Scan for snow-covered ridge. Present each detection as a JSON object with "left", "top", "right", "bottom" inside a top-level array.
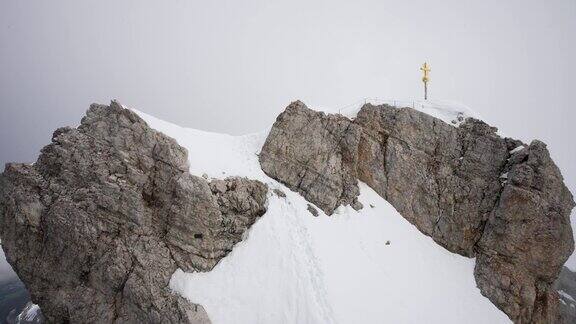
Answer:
[
  {"left": 327, "top": 98, "right": 480, "bottom": 127},
  {"left": 131, "top": 103, "right": 509, "bottom": 324}
]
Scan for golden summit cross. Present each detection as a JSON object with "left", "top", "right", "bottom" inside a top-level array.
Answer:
[{"left": 420, "top": 62, "right": 431, "bottom": 100}]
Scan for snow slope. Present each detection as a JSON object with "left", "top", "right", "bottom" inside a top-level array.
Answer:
[{"left": 132, "top": 103, "right": 510, "bottom": 324}]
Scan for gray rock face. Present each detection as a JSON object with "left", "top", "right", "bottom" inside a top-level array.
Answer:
[
  {"left": 0, "top": 101, "right": 268, "bottom": 323},
  {"left": 355, "top": 104, "right": 509, "bottom": 256},
  {"left": 259, "top": 101, "right": 574, "bottom": 323},
  {"left": 259, "top": 101, "right": 362, "bottom": 215},
  {"left": 475, "top": 141, "right": 575, "bottom": 323}
]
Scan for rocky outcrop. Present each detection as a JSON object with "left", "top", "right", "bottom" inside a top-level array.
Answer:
[
  {"left": 259, "top": 101, "right": 362, "bottom": 215},
  {"left": 260, "top": 101, "right": 574, "bottom": 323},
  {"left": 475, "top": 141, "right": 574, "bottom": 323},
  {"left": 0, "top": 102, "right": 268, "bottom": 323},
  {"left": 355, "top": 104, "right": 511, "bottom": 256}
]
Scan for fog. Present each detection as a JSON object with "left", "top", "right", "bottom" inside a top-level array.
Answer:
[
  {"left": 0, "top": 246, "right": 17, "bottom": 283},
  {"left": 1, "top": 0, "right": 575, "bottom": 274}
]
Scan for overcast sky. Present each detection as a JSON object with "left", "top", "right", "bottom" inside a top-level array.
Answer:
[{"left": 1, "top": 0, "right": 575, "bottom": 276}]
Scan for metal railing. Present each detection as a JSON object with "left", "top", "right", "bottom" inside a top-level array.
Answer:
[{"left": 336, "top": 98, "right": 427, "bottom": 115}]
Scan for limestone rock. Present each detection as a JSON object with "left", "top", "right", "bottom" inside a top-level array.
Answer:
[
  {"left": 259, "top": 101, "right": 574, "bottom": 323},
  {"left": 355, "top": 104, "right": 509, "bottom": 256},
  {"left": 259, "top": 101, "right": 362, "bottom": 215},
  {"left": 0, "top": 101, "right": 268, "bottom": 323},
  {"left": 475, "top": 140, "right": 575, "bottom": 323}
]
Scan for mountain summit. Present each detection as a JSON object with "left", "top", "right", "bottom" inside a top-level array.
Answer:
[{"left": 0, "top": 100, "right": 573, "bottom": 323}]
